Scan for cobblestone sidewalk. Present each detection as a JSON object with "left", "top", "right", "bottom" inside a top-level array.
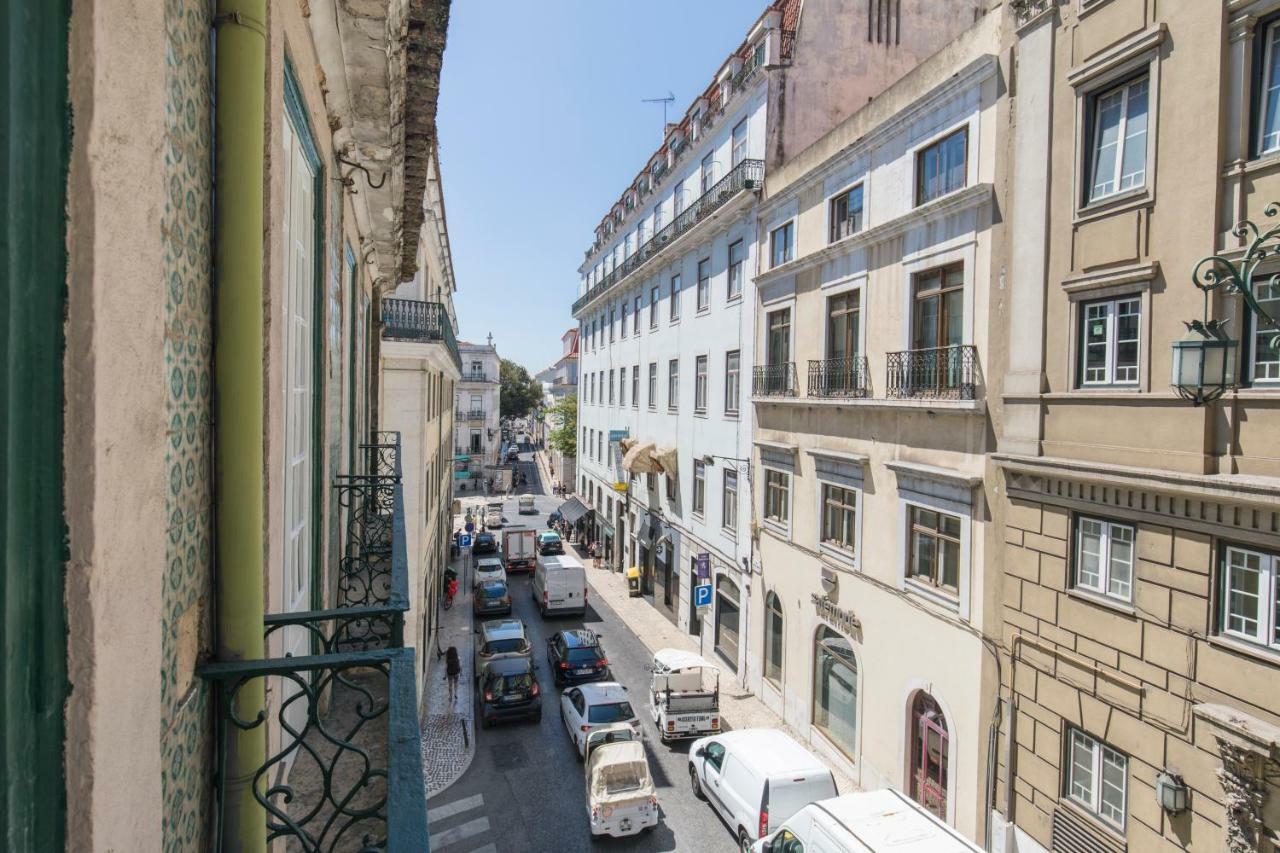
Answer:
[{"left": 421, "top": 528, "right": 477, "bottom": 797}]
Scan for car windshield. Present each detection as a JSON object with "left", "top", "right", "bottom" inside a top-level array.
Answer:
[
  {"left": 566, "top": 648, "right": 601, "bottom": 664},
  {"left": 483, "top": 638, "right": 525, "bottom": 655},
  {"left": 541, "top": 533, "right": 560, "bottom": 541},
  {"left": 479, "top": 582, "right": 507, "bottom": 599},
  {"left": 587, "top": 701, "right": 634, "bottom": 724}
]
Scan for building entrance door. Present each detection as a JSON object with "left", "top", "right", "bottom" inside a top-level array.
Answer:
[{"left": 688, "top": 568, "right": 701, "bottom": 637}]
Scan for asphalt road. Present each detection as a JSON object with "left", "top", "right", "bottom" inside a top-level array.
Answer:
[{"left": 428, "top": 444, "right": 739, "bottom": 853}]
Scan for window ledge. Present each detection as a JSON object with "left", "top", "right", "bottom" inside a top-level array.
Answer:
[
  {"left": 904, "top": 578, "right": 961, "bottom": 611},
  {"left": 1206, "top": 634, "right": 1280, "bottom": 667},
  {"left": 820, "top": 544, "right": 858, "bottom": 569},
  {"left": 762, "top": 520, "right": 790, "bottom": 541},
  {"left": 1066, "top": 587, "right": 1137, "bottom": 616},
  {"left": 726, "top": 294, "right": 743, "bottom": 305},
  {"left": 723, "top": 411, "right": 741, "bottom": 420},
  {"left": 1074, "top": 187, "right": 1153, "bottom": 224}
]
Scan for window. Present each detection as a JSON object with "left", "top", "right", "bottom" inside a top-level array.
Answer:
[
  {"left": 814, "top": 627, "right": 858, "bottom": 759},
  {"left": 697, "top": 258, "right": 711, "bottom": 311},
  {"left": 909, "top": 692, "right": 949, "bottom": 820},
  {"left": 1065, "top": 728, "right": 1128, "bottom": 830},
  {"left": 916, "top": 127, "right": 967, "bottom": 205},
  {"left": 727, "top": 240, "right": 744, "bottom": 300},
  {"left": 631, "top": 365, "right": 639, "bottom": 408},
  {"left": 694, "top": 355, "right": 709, "bottom": 411},
  {"left": 724, "top": 350, "right": 740, "bottom": 415},
  {"left": 648, "top": 362, "right": 657, "bottom": 408},
  {"left": 624, "top": 231, "right": 633, "bottom": 258},
  {"left": 753, "top": 40, "right": 766, "bottom": 68},
  {"left": 821, "top": 484, "right": 858, "bottom": 552},
  {"left": 692, "top": 460, "right": 706, "bottom": 515},
  {"left": 764, "top": 593, "right": 783, "bottom": 685},
  {"left": 653, "top": 206, "right": 663, "bottom": 235},
  {"left": 665, "top": 472, "right": 676, "bottom": 502},
  {"left": 827, "top": 292, "right": 860, "bottom": 361},
  {"left": 770, "top": 221, "right": 794, "bottom": 268},
  {"left": 732, "top": 119, "right": 748, "bottom": 166},
  {"left": 598, "top": 432, "right": 603, "bottom": 462},
  {"left": 722, "top": 470, "right": 738, "bottom": 531},
  {"left": 618, "top": 367, "right": 625, "bottom": 407},
  {"left": 621, "top": 301, "right": 629, "bottom": 337},
  {"left": 649, "top": 286, "right": 660, "bottom": 328},
  {"left": 701, "top": 152, "right": 715, "bottom": 194},
  {"left": 1261, "top": 23, "right": 1280, "bottom": 154},
  {"left": 1087, "top": 76, "right": 1148, "bottom": 203},
  {"left": 912, "top": 264, "right": 964, "bottom": 350},
  {"left": 674, "top": 179, "right": 685, "bottom": 215},
  {"left": 1073, "top": 517, "right": 1134, "bottom": 602},
  {"left": 1079, "top": 296, "right": 1140, "bottom": 386},
  {"left": 767, "top": 308, "right": 791, "bottom": 365},
  {"left": 633, "top": 294, "right": 641, "bottom": 335},
  {"left": 907, "top": 506, "right": 961, "bottom": 595},
  {"left": 691, "top": 109, "right": 702, "bottom": 141},
  {"left": 829, "top": 185, "right": 864, "bottom": 242},
  {"left": 670, "top": 274, "right": 681, "bottom": 321},
  {"left": 1220, "top": 545, "right": 1280, "bottom": 650},
  {"left": 764, "top": 469, "right": 790, "bottom": 524},
  {"left": 668, "top": 359, "right": 679, "bottom": 410},
  {"left": 589, "top": 373, "right": 596, "bottom": 404},
  {"left": 1250, "top": 279, "right": 1280, "bottom": 383},
  {"left": 714, "top": 576, "right": 740, "bottom": 671},
  {"left": 609, "top": 307, "right": 616, "bottom": 341}
]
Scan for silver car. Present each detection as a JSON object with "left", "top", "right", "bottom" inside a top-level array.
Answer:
[{"left": 474, "top": 617, "right": 531, "bottom": 681}]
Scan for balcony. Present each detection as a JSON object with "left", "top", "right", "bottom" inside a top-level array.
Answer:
[
  {"left": 573, "top": 158, "right": 764, "bottom": 315},
  {"left": 752, "top": 362, "right": 797, "bottom": 397},
  {"left": 886, "top": 345, "right": 979, "bottom": 400},
  {"left": 460, "top": 370, "right": 490, "bottom": 383},
  {"left": 456, "top": 408, "right": 485, "bottom": 422},
  {"left": 199, "top": 432, "right": 430, "bottom": 852},
  {"left": 381, "top": 297, "right": 462, "bottom": 371},
  {"left": 808, "top": 356, "right": 870, "bottom": 398}
]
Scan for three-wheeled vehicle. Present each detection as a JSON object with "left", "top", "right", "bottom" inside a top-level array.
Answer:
[
  {"left": 584, "top": 724, "right": 660, "bottom": 839},
  {"left": 648, "top": 648, "right": 720, "bottom": 742}
]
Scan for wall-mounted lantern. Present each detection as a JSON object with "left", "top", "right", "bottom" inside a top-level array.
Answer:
[
  {"left": 1171, "top": 319, "right": 1237, "bottom": 406},
  {"left": 1155, "top": 771, "right": 1189, "bottom": 814}
]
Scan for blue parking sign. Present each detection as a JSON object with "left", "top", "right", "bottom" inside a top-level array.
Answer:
[
  {"left": 693, "top": 584, "right": 713, "bottom": 608},
  {"left": 458, "top": 534, "right": 472, "bottom": 548}
]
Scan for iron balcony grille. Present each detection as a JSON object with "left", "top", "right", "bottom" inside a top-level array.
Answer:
[
  {"left": 572, "top": 158, "right": 764, "bottom": 315},
  {"left": 808, "top": 356, "right": 870, "bottom": 398},
  {"left": 461, "top": 371, "right": 490, "bottom": 382},
  {"left": 886, "top": 344, "right": 979, "bottom": 400},
  {"left": 752, "top": 362, "right": 798, "bottom": 397},
  {"left": 381, "top": 298, "right": 462, "bottom": 371},
  {"left": 456, "top": 409, "right": 485, "bottom": 421}
]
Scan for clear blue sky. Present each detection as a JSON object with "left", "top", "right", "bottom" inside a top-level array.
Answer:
[{"left": 438, "top": 0, "right": 764, "bottom": 374}]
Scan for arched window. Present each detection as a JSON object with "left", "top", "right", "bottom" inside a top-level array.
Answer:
[
  {"left": 909, "top": 691, "right": 949, "bottom": 820},
  {"left": 764, "top": 592, "right": 784, "bottom": 686},
  {"left": 714, "top": 575, "right": 740, "bottom": 672},
  {"left": 812, "top": 626, "right": 857, "bottom": 759}
]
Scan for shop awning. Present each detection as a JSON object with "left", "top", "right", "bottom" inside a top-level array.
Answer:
[
  {"left": 622, "top": 441, "right": 658, "bottom": 473},
  {"left": 653, "top": 446, "right": 678, "bottom": 476},
  {"left": 557, "top": 496, "right": 592, "bottom": 524}
]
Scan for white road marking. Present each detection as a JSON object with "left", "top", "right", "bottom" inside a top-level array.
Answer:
[{"left": 428, "top": 793, "right": 484, "bottom": 823}]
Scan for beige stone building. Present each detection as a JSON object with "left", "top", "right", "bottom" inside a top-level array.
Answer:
[
  {"left": 4, "top": 0, "right": 458, "bottom": 849},
  {"left": 993, "top": 1, "right": 1280, "bottom": 851}
]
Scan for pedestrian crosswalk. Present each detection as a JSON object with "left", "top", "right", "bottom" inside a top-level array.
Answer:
[{"left": 428, "top": 792, "right": 497, "bottom": 853}]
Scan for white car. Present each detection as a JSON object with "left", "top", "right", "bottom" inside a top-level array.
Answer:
[
  {"left": 473, "top": 617, "right": 530, "bottom": 682},
  {"left": 473, "top": 556, "right": 506, "bottom": 588},
  {"left": 560, "top": 683, "right": 641, "bottom": 759}
]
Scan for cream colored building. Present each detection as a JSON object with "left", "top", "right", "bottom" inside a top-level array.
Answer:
[
  {"left": 993, "top": 1, "right": 1280, "bottom": 852},
  {"left": 455, "top": 337, "right": 502, "bottom": 487},
  {"left": 749, "top": 10, "right": 1009, "bottom": 844}
]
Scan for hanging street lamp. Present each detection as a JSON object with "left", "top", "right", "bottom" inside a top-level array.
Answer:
[{"left": 1179, "top": 203, "right": 1280, "bottom": 405}]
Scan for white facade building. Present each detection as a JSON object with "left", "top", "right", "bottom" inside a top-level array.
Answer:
[{"left": 455, "top": 337, "right": 501, "bottom": 487}]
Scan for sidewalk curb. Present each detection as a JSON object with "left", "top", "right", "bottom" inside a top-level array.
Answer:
[{"left": 422, "top": 540, "right": 478, "bottom": 800}]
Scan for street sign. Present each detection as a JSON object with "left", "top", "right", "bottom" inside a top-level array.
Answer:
[
  {"left": 458, "top": 534, "right": 472, "bottom": 548},
  {"left": 464, "top": 522, "right": 474, "bottom": 533},
  {"left": 696, "top": 552, "right": 710, "bottom": 580},
  {"left": 693, "top": 583, "right": 713, "bottom": 608}
]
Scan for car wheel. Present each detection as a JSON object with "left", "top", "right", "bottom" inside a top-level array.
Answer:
[
  {"left": 689, "top": 766, "right": 705, "bottom": 800},
  {"left": 738, "top": 829, "right": 755, "bottom": 853}
]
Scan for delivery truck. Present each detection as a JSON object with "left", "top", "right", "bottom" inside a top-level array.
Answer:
[{"left": 502, "top": 525, "right": 537, "bottom": 573}]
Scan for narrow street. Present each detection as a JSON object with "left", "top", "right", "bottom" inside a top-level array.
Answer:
[{"left": 427, "top": 444, "right": 737, "bottom": 853}]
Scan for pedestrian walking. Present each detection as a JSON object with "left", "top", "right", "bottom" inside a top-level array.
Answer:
[{"left": 445, "top": 646, "right": 461, "bottom": 705}]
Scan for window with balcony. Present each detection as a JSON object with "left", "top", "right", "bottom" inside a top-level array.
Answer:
[
  {"left": 732, "top": 119, "right": 748, "bottom": 166},
  {"left": 1250, "top": 281, "right": 1280, "bottom": 384},
  {"left": 1072, "top": 517, "right": 1134, "bottom": 603},
  {"left": 768, "top": 308, "right": 791, "bottom": 366},
  {"left": 692, "top": 460, "right": 706, "bottom": 516},
  {"left": 727, "top": 240, "right": 744, "bottom": 300},
  {"left": 694, "top": 355, "right": 708, "bottom": 412},
  {"left": 1219, "top": 544, "right": 1280, "bottom": 651},
  {"left": 674, "top": 179, "right": 685, "bottom": 215},
  {"left": 697, "top": 258, "right": 711, "bottom": 311},
  {"left": 1079, "top": 296, "right": 1140, "bottom": 387},
  {"left": 821, "top": 484, "right": 858, "bottom": 553},
  {"left": 648, "top": 362, "right": 657, "bottom": 408},
  {"left": 723, "top": 469, "right": 738, "bottom": 531},
  {"left": 912, "top": 264, "right": 964, "bottom": 351},
  {"left": 701, "top": 152, "right": 715, "bottom": 194},
  {"left": 1064, "top": 728, "right": 1128, "bottom": 831},
  {"left": 907, "top": 506, "right": 961, "bottom": 597},
  {"left": 829, "top": 184, "right": 864, "bottom": 243},
  {"left": 668, "top": 359, "right": 680, "bottom": 411},
  {"left": 649, "top": 286, "right": 660, "bottom": 328},
  {"left": 670, "top": 274, "right": 681, "bottom": 321},
  {"left": 915, "top": 127, "right": 967, "bottom": 206},
  {"left": 1086, "top": 76, "right": 1148, "bottom": 204},
  {"left": 724, "top": 350, "right": 740, "bottom": 415},
  {"left": 770, "top": 221, "right": 794, "bottom": 268},
  {"left": 764, "top": 469, "right": 790, "bottom": 524},
  {"left": 828, "top": 292, "right": 860, "bottom": 361}
]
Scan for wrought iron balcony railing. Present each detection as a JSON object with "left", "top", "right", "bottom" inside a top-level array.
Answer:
[
  {"left": 808, "top": 356, "right": 870, "bottom": 398},
  {"left": 460, "top": 370, "right": 490, "bottom": 383},
  {"left": 886, "top": 344, "right": 980, "bottom": 400},
  {"left": 456, "top": 408, "right": 485, "bottom": 422},
  {"left": 573, "top": 158, "right": 764, "bottom": 315},
  {"left": 381, "top": 298, "right": 462, "bottom": 371},
  {"left": 752, "top": 362, "right": 798, "bottom": 397}
]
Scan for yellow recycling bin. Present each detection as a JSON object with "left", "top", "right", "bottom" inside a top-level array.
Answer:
[{"left": 625, "top": 566, "right": 641, "bottom": 597}]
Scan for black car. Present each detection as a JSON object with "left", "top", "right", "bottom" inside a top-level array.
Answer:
[
  {"left": 472, "top": 531, "right": 497, "bottom": 554},
  {"left": 476, "top": 657, "right": 541, "bottom": 728},
  {"left": 537, "top": 531, "right": 564, "bottom": 556},
  {"left": 473, "top": 580, "right": 512, "bottom": 616},
  {"left": 546, "top": 629, "right": 609, "bottom": 686}
]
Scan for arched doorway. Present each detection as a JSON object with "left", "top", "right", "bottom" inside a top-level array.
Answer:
[
  {"left": 813, "top": 626, "right": 858, "bottom": 760},
  {"left": 908, "top": 691, "right": 949, "bottom": 820}
]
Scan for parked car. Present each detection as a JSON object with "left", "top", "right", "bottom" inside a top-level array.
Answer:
[
  {"left": 473, "top": 556, "right": 506, "bottom": 588},
  {"left": 560, "top": 682, "right": 640, "bottom": 759},
  {"left": 687, "top": 729, "right": 837, "bottom": 852},
  {"left": 484, "top": 501, "right": 504, "bottom": 529},
  {"left": 751, "top": 790, "right": 982, "bottom": 852},
  {"left": 547, "top": 629, "right": 610, "bottom": 686},
  {"left": 473, "top": 617, "right": 530, "bottom": 680},
  {"left": 472, "top": 531, "right": 497, "bottom": 555},
  {"left": 537, "top": 530, "right": 564, "bottom": 556},
  {"left": 472, "top": 579, "right": 512, "bottom": 616},
  {"left": 533, "top": 553, "right": 586, "bottom": 616},
  {"left": 476, "top": 657, "right": 541, "bottom": 728},
  {"left": 585, "top": 725, "right": 660, "bottom": 838}
]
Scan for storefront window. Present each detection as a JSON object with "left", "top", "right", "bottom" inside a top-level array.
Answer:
[
  {"left": 813, "top": 627, "right": 857, "bottom": 759},
  {"left": 714, "top": 575, "right": 740, "bottom": 672},
  {"left": 764, "top": 593, "right": 783, "bottom": 686}
]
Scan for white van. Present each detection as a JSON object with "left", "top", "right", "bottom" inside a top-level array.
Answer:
[
  {"left": 532, "top": 553, "right": 587, "bottom": 617},
  {"left": 688, "top": 729, "right": 837, "bottom": 851},
  {"left": 751, "top": 789, "right": 983, "bottom": 852}
]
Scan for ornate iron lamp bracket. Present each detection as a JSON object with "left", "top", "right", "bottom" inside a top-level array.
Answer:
[{"left": 1192, "top": 202, "right": 1280, "bottom": 347}]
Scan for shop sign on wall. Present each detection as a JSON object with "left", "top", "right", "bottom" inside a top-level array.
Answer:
[{"left": 811, "top": 593, "right": 860, "bottom": 635}]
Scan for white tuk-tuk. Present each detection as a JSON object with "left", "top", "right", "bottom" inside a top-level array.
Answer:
[
  {"left": 584, "top": 724, "right": 660, "bottom": 838},
  {"left": 648, "top": 648, "right": 720, "bottom": 742}
]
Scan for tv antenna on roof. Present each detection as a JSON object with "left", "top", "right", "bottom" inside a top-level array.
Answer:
[{"left": 642, "top": 91, "right": 676, "bottom": 129}]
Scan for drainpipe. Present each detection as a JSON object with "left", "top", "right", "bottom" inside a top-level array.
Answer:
[{"left": 213, "top": 1, "right": 268, "bottom": 851}]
